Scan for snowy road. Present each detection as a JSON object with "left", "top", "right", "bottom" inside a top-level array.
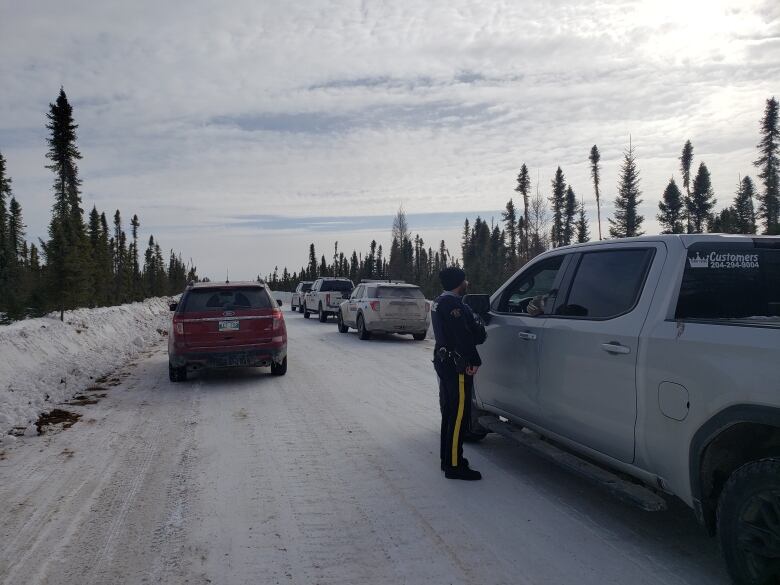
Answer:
[{"left": 1, "top": 309, "right": 729, "bottom": 585}]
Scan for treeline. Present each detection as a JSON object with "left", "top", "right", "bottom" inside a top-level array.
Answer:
[
  {"left": 264, "top": 210, "right": 455, "bottom": 299},
  {"left": 268, "top": 96, "right": 779, "bottom": 297},
  {"left": 0, "top": 88, "right": 198, "bottom": 322}
]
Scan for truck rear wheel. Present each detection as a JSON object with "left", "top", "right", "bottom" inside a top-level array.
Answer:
[
  {"left": 718, "top": 458, "right": 780, "bottom": 585},
  {"left": 318, "top": 304, "right": 328, "bottom": 323},
  {"left": 303, "top": 303, "right": 310, "bottom": 318},
  {"left": 412, "top": 332, "right": 426, "bottom": 341}
]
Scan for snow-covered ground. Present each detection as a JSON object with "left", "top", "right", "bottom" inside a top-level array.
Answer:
[
  {"left": 0, "top": 298, "right": 170, "bottom": 438},
  {"left": 0, "top": 307, "right": 729, "bottom": 584}
]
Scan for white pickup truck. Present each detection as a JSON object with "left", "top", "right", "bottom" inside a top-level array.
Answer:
[
  {"left": 463, "top": 234, "right": 780, "bottom": 585},
  {"left": 302, "top": 278, "right": 354, "bottom": 323}
]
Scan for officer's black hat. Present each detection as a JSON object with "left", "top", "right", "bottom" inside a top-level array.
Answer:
[{"left": 440, "top": 267, "right": 466, "bottom": 290}]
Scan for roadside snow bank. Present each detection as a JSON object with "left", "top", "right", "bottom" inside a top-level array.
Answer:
[{"left": 0, "top": 298, "right": 170, "bottom": 438}]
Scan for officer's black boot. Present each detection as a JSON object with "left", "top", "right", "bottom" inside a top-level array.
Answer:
[
  {"left": 444, "top": 464, "right": 482, "bottom": 481},
  {"left": 441, "top": 457, "right": 469, "bottom": 471}
]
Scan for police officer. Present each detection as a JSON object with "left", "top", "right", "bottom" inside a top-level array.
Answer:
[{"left": 431, "top": 266, "right": 483, "bottom": 481}]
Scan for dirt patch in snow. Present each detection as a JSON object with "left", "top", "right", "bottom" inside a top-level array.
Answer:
[
  {"left": 66, "top": 394, "right": 105, "bottom": 406},
  {"left": 36, "top": 409, "right": 82, "bottom": 435}
]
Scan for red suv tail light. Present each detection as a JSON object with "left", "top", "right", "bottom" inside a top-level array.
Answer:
[
  {"left": 272, "top": 308, "right": 283, "bottom": 331},
  {"left": 369, "top": 301, "right": 380, "bottom": 311}
]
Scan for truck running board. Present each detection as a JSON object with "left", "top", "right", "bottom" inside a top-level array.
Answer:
[{"left": 477, "top": 416, "right": 668, "bottom": 512}]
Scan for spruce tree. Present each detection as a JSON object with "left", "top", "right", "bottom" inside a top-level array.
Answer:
[
  {"left": 609, "top": 143, "right": 644, "bottom": 238},
  {"left": 549, "top": 167, "right": 566, "bottom": 247},
  {"left": 514, "top": 164, "right": 531, "bottom": 259},
  {"left": 130, "top": 214, "right": 141, "bottom": 299},
  {"left": 680, "top": 140, "right": 694, "bottom": 233},
  {"left": 589, "top": 145, "right": 602, "bottom": 240},
  {"left": 0, "top": 151, "right": 11, "bottom": 310},
  {"left": 689, "top": 162, "right": 716, "bottom": 233},
  {"left": 562, "top": 185, "right": 576, "bottom": 246},
  {"left": 502, "top": 199, "right": 518, "bottom": 270},
  {"left": 44, "top": 88, "right": 88, "bottom": 318},
  {"left": 734, "top": 176, "right": 758, "bottom": 234},
  {"left": 576, "top": 198, "right": 590, "bottom": 243},
  {"left": 307, "top": 243, "right": 317, "bottom": 278},
  {"left": 754, "top": 97, "right": 780, "bottom": 234},
  {"left": 657, "top": 177, "right": 685, "bottom": 234},
  {"left": 98, "top": 212, "right": 112, "bottom": 305},
  {"left": 6, "top": 197, "right": 25, "bottom": 317},
  {"left": 88, "top": 206, "right": 102, "bottom": 306}
]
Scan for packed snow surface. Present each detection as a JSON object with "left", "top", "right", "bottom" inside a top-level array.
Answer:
[
  {"left": 0, "top": 298, "right": 170, "bottom": 437},
  {"left": 0, "top": 308, "right": 729, "bottom": 584}
]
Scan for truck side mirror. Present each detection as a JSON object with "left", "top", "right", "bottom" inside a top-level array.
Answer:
[
  {"left": 169, "top": 302, "right": 178, "bottom": 311},
  {"left": 463, "top": 294, "right": 490, "bottom": 316}
]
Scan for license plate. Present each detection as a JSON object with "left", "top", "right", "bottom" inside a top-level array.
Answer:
[{"left": 219, "top": 320, "right": 239, "bottom": 332}]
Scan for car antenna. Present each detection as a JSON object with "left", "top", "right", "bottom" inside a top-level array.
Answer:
[{"left": 226, "top": 269, "right": 230, "bottom": 284}]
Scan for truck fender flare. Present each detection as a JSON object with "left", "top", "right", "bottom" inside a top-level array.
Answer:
[{"left": 689, "top": 404, "right": 780, "bottom": 531}]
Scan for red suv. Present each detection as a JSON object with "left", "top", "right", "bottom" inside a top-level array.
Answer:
[{"left": 168, "top": 281, "right": 287, "bottom": 381}]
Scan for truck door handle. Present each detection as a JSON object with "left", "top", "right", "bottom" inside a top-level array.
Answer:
[
  {"left": 517, "top": 331, "right": 537, "bottom": 341},
  {"left": 601, "top": 342, "right": 631, "bottom": 355}
]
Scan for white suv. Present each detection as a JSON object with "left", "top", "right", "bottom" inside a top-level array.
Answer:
[{"left": 336, "top": 281, "right": 430, "bottom": 340}]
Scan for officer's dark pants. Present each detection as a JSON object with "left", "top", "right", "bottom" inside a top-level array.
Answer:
[{"left": 435, "top": 360, "right": 473, "bottom": 469}]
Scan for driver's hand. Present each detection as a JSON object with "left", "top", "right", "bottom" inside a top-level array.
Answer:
[
  {"left": 527, "top": 295, "right": 546, "bottom": 316},
  {"left": 466, "top": 365, "right": 479, "bottom": 376}
]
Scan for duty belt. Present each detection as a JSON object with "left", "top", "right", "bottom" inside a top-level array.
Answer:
[{"left": 435, "top": 346, "right": 466, "bottom": 373}]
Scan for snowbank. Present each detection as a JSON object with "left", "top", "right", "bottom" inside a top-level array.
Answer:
[{"left": 0, "top": 298, "right": 171, "bottom": 438}]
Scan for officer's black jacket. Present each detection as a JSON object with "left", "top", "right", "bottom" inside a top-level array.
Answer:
[{"left": 431, "top": 292, "right": 482, "bottom": 367}]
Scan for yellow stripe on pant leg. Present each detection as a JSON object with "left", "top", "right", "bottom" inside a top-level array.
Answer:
[{"left": 451, "top": 373, "right": 465, "bottom": 467}]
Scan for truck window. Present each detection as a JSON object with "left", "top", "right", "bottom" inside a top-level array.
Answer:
[
  {"left": 181, "top": 287, "right": 272, "bottom": 312},
  {"left": 376, "top": 287, "right": 424, "bottom": 299},
  {"left": 496, "top": 256, "right": 564, "bottom": 314},
  {"left": 558, "top": 249, "right": 653, "bottom": 319},
  {"left": 301, "top": 283, "right": 312, "bottom": 292},
  {"left": 321, "top": 280, "right": 354, "bottom": 292},
  {"left": 675, "top": 242, "right": 780, "bottom": 324}
]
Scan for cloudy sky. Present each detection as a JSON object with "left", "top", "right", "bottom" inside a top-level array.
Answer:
[{"left": 1, "top": 0, "right": 779, "bottom": 279}]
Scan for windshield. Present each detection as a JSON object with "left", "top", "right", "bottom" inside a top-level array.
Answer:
[
  {"left": 180, "top": 287, "right": 272, "bottom": 312},
  {"left": 301, "top": 283, "right": 312, "bottom": 292},
  {"left": 321, "top": 280, "right": 354, "bottom": 292},
  {"left": 376, "top": 286, "right": 425, "bottom": 299}
]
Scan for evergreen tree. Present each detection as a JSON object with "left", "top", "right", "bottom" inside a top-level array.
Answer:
[
  {"left": 734, "top": 176, "right": 758, "bottom": 234},
  {"left": 502, "top": 198, "right": 518, "bottom": 270},
  {"left": 710, "top": 207, "right": 739, "bottom": 234},
  {"left": 514, "top": 164, "right": 531, "bottom": 260},
  {"left": 680, "top": 140, "right": 694, "bottom": 233},
  {"left": 6, "top": 197, "right": 25, "bottom": 316},
  {"left": 754, "top": 97, "right": 780, "bottom": 234},
  {"left": 43, "top": 88, "right": 88, "bottom": 318},
  {"left": 98, "top": 212, "right": 112, "bottom": 305},
  {"left": 549, "top": 167, "right": 566, "bottom": 247},
  {"left": 307, "top": 243, "right": 317, "bottom": 278},
  {"left": 87, "top": 206, "right": 102, "bottom": 306},
  {"left": 0, "top": 151, "right": 11, "bottom": 310},
  {"left": 562, "top": 185, "right": 576, "bottom": 246},
  {"left": 609, "top": 142, "right": 644, "bottom": 238},
  {"left": 130, "top": 214, "right": 141, "bottom": 299},
  {"left": 657, "top": 177, "right": 685, "bottom": 234},
  {"left": 589, "top": 145, "right": 602, "bottom": 240},
  {"left": 689, "top": 162, "right": 716, "bottom": 233},
  {"left": 576, "top": 198, "right": 590, "bottom": 243}
]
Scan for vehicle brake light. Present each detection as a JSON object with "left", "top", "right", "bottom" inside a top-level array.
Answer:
[
  {"left": 326, "top": 293, "right": 331, "bottom": 305},
  {"left": 369, "top": 301, "right": 380, "bottom": 311},
  {"left": 175, "top": 322, "right": 184, "bottom": 335},
  {"left": 272, "top": 308, "right": 283, "bottom": 331}
]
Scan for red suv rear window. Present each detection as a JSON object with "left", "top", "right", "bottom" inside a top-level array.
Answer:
[{"left": 180, "top": 287, "right": 272, "bottom": 312}]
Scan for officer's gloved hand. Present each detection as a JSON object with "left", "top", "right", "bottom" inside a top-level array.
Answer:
[{"left": 527, "top": 295, "right": 546, "bottom": 317}]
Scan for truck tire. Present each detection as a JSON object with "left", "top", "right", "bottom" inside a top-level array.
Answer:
[
  {"left": 337, "top": 311, "right": 349, "bottom": 333},
  {"left": 168, "top": 362, "right": 187, "bottom": 382},
  {"left": 303, "top": 303, "right": 310, "bottom": 318},
  {"left": 271, "top": 357, "right": 287, "bottom": 376},
  {"left": 717, "top": 458, "right": 780, "bottom": 585},
  {"left": 318, "top": 304, "right": 328, "bottom": 323},
  {"left": 413, "top": 332, "right": 426, "bottom": 341},
  {"left": 291, "top": 303, "right": 297, "bottom": 312},
  {"left": 357, "top": 315, "right": 371, "bottom": 340}
]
